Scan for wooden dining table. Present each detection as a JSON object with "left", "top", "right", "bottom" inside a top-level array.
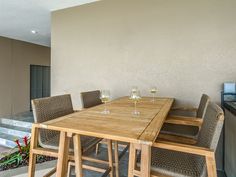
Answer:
[{"left": 29, "top": 96, "right": 174, "bottom": 177}]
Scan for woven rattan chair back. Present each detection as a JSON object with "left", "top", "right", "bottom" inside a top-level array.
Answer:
[
  {"left": 195, "top": 102, "right": 224, "bottom": 176},
  {"left": 197, "top": 102, "right": 224, "bottom": 150},
  {"left": 80, "top": 90, "right": 102, "bottom": 108},
  {"left": 196, "top": 94, "right": 210, "bottom": 118},
  {"left": 31, "top": 94, "right": 74, "bottom": 148}
]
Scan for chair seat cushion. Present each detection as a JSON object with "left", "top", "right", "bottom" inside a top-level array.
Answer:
[
  {"left": 161, "top": 123, "right": 199, "bottom": 138},
  {"left": 137, "top": 147, "right": 205, "bottom": 177},
  {"left": 39, "top": 132, "right": 100, "bottom": 153}
]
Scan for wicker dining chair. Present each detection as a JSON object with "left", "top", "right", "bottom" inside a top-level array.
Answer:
[
  {"left": 81, "top": 90, "right": 106, "bottom": 152},
  {"left": 134, "top": 102, "right": 224, "bottom": 177},
  {"left": 80, "top": 90, "right": 102, "bottom": 109},
  {"left": 81, "top": 90, "right": 105, "bottom": 154},
  {"left": 31, "top": 94, "right": 101, "bottom": 176},
  {"left": 161, "top": 94, "right": 210, "bottom": 138},
  {"left": 80, "top": 90, "right": 129, "bottom": 177},
  {"left": 170, "top": 94, "right": 210, "bottom": 117}
]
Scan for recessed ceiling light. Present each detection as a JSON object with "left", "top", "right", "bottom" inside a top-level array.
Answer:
[{"left": 31, "top": 30, "right": 38, "bottom": 34}]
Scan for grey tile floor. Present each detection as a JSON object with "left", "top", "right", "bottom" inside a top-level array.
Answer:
[
  {"left": 69, "top": 147, "right": 128, "bottom": 177},
  {"left": 218, "top": 171, "right": 227, "bottom": 177}
]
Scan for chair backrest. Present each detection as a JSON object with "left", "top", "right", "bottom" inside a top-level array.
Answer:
[
  {"left": 80, "top": 90, "right": 102, "bottom": 108},
  {"left": 197, "top": 102, "right": 224, "bottom": 150},
  {"left": 31, "top": 94, "right": 74, "bottom": 146},
  {"left": 196, "top": 94, "right": 210, "bottom": 118},
  {"left": 196, "top": 102, "right": 224, "bottom": 177}
]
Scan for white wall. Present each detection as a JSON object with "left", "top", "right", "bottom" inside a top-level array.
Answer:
[{"left": 51, "top": 0, "right": 236, "bottom": 109}]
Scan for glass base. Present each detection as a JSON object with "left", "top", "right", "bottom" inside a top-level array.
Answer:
[
  {"left": 151, "top": 97, "right": 155, "bottom": 102},
  {"left": 101, "top": 110, "right": 110, "bottom": 114},
  {"left": 132, "top": 110, "right": 140, "bottom": 116}
]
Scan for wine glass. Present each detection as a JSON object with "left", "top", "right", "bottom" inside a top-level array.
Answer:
[
  {"left": 130, "top": 89, "right": 141, "bottom": 115},
  {"left": 100, "top": 90, "right": 110, "bottom": 114},
  {"left": 131, "top": 86, "right": 138, "bottom": 93},
  {"left": 150, "top": 86, "right": 158, "bottom": 102}
]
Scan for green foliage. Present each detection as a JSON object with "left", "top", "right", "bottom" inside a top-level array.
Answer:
[
  {"left": 0, "top": 136, "right": 30, "bottom": 168},
  {"left": 0, "top": 136, "right": 53, "bottom": 170},
  {"left": 0, "top": 152, "right": 23, "bottom": 168}
]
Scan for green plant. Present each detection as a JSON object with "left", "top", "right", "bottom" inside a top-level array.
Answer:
[
  {"left": 0, "top": 153, "right": 23, "bottom": 168},
  {"left": 0, "top": 136, "right": 30, "bottom": 168},
  {"left": 0, "top": 136, "right": 55, "bottom": 171}
]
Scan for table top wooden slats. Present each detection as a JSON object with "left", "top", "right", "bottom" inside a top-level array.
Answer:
[{"left": 40, "top": 96, "right": 174, "bottom": 145}]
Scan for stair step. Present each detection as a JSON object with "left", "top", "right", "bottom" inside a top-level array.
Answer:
[
  {"left": 0, "top": 115, "right": 33, "bottom": 148},
  {"left": 0, "top": 133, "right": 25, "bottom": 148},
  {"left": 0, "top": 124, "right": 31, "bottom": 137},
  {"left": 0, "top": 118, "right": 33, "bottom": 129}
]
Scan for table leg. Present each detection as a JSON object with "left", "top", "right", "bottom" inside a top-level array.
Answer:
[
  {"left": 107, "top": 140, "right": 114, "bottom": 177},
  {"left": 128, "top": 143, "right": 136, "bottom": 177},
  {"left": 28, "top": 125, "right": 38, "bottom": 177},
  {"left": 140, "top": 144, "right": 151, "bottom": 177},
  {"left": 114, "top": 141, "right": 119, "bottom": 177},
  {"left": 73, "top": 134, "right": 83, "bottom": 177},
  {"left": 56, "top": 131, "right": 70, "bottom": 177}
]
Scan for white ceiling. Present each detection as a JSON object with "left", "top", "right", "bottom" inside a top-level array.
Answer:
[{"left": 0, "top": 0, "right": 98, "bottom": 47}]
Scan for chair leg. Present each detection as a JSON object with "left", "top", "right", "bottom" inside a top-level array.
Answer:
[
  {"left": 67, "top": 162, "right": 72, "bottom": 177},
  {"left": 73, "top": 134, "right": 83, "bottom": 177},
  {"left": 43, "top": 167, "right": 57, "bottom": 177},
  {"left": 28, "top": 125, "right": 39, "bottom": 177},
  {"left": 114, "top": 141, "right": 119, "bottom": 177},
  {"left": 96, "top": 142, "right": 100, "bottom": 155},
  {"left": 206, "top": 155, "right": 217, "bottom": 177},
  {"left": 107, "top": 140, "right": 114, "bottom": 177}
]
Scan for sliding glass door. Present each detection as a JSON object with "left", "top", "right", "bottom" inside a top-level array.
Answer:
[{"left": 30, "top": 65, "right": 50, "bottom": 110}]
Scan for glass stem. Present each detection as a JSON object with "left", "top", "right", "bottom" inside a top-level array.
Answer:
[
  {"left": 152, "top": 93, "right": 155, "bottom": 101},
  {"left": 104, "top": 102, "right": 107, "bottom": 112},
  {"left": 134, "top": 101, "right": 137, "bottom": 113}
]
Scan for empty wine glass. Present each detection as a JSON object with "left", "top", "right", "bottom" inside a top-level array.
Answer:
[
  {"left": 130, "top": 89, "right": 141, "bottom": 115},
  {"left": 100, "top": 90, "right": 110, "bottom": 114},
  {"left": 150, "top": 86, "right": 158, "bottom": 102},
  {"left": 131, "top": 86, "right": 138, "bottom": 93}
]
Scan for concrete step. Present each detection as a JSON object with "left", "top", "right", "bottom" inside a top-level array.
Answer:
[
  {"left": 0, "top": 117, "right": 33, "bottom": 148},
  {"left": 0, "top": 118, "right": 33, "bottom": 129},
  {"left": 0, "top": 132, "right": 25, "bottom": 148},
  {"left": 0, "top": 124, "right": 31, "bottom": 137}
]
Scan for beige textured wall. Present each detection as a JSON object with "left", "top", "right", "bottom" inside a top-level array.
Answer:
[
  {"left": 51, "top": 0, "right": 236, "bottom": 109},
  {"left": 0, "top": 37, "right": 12, "bottom": 116},
  {"left": 0, "top": 36, "right": 50, "bottom": 116}
]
